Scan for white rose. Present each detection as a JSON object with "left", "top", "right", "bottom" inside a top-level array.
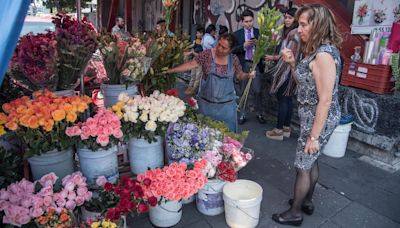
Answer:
[
  {"left": 139, "top": 112, "right": 149, "bottom": 122},
  {"left": 153, "top": 90, "right": 160, "bottom": 98},
  {"left": 145, "top": 120, "right": 157, "bottom": 132},
  {"left": 118, "top": 92, "right": 130, "bottom": 102},
  {"left": 128, "top": 112, "right": 139, "bottom": 123},
  {"left": 149, "top": 112, "right": 158, "bottom": 121}
]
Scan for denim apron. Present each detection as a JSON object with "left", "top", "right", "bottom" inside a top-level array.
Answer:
[{"left": 197, "top": 54, "right": 237, "bottom": 132}]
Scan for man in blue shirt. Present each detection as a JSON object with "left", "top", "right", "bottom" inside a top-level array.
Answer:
[{"left": 201, "top": 24, "right": 216, "bottom": 50}]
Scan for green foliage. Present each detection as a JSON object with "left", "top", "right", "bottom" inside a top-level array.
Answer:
[
  {"left": 43, "top": 0, "right": 91, "bottom": 12},
  {"left": 83, "top": 189, "right": 119, "bottom": 214},
  {"left": 391, "top": 53, "right": 400, "bottom": 91},
  {"left": 0, "top": 73, "right": 27, "bottom": 109},
  {"left": 121, "top": 120, "right": 168, "bottom": 144},
  {"left": 0, "top": 143, "right": 23, "bottom": 189},
  {"left": 143, "top": 34, "right": 192, "bottom": 93}
]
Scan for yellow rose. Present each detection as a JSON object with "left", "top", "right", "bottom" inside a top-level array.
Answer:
[
  {"left": 91, "top": 221, "right": 100, "bottom": 228},
  {"left": 77, "top": 102, "right": 88, "bottom": 112},
  {"left": 63, "top": 103, "right": 73, "bottom": 112},
  {"left": 0, "top": 126, "right": 6, "bottom": 136},
  {"left": 66, "top": 112, "right": 77, "bottom": 123},
  {"left": 0, "top": 113, "right": 7, "bottom": 125},
  {"left": 52, "top": 109, "right": 66, "bottom": 122}
]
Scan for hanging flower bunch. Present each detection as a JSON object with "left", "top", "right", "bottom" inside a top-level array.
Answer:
[
  {"left": 0, "top": 172, "right": 91, "bottom": 227},
  {"left": 52, "top": 12, "right": 98, "bottom": 90},
  {"left": 112, "top": 90, "right": 186, "bottom": 142},
  {"left": 9, "top": 32, "right": 58, "bottom": 92},
  {"left": 137, "top": 160, "right": 208, "bottom": 201},
  {"left": 238, "top": 6, "right": 283, "bottom": 112},
  {"left": 65, "top": 108, "right": 123, "bottom": 151},
  {"left": 162, "top": 0, "right": 180, "bottom": 30},
  {"left": 373, "top": 9, "right": 386, "bottom": 24},
  {"left": 1, "top": 90, "right": 91, "bottom": 158}
]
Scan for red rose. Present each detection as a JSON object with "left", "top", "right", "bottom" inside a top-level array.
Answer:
[
  {"left": 129, "top": 201, "right": 137, "bottom": 211},
  {"left": 104, "top": 182, "right": 114, "bottom": 192},
  {"left": 166, "top": 89, "right": 179, "bottom": 97},
  {"left": 143, "top": 178, "right": 151, "bottom": 187},
  {"left": 148, "top": 196, "right": 158, "bottom": 207},
  {"left": 138, "top": 203, "right": 149, "bottom": 213}
]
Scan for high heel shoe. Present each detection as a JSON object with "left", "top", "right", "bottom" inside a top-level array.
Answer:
[
  {"left": 272, "top": 213, "right": 303, "bottom": 226},
  {"left": 288, "top": 199, "right": 314, "bottom": 215}
]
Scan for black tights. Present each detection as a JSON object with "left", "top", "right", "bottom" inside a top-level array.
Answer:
[{"left": 281, "top": 161, "right": 319, "bottom": 218}]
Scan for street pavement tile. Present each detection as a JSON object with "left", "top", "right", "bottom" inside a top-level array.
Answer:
[
  {"left": 174, "top": 202, "right": 206, "bottom": 227},
  {"left": 312, "top": 185, "right": 352, "bottom": 218},
  {"left": 203, "top": 213, "right": 230, "bottom": 228},
  {"left": 176, "top": 219, "right": 212, "bottom": 228},
  {"left": 331, "top": 202, "right": 399, "bottom": 228},
  {"left": 318, "top": 220, "right": 342, "bottom": 228}
]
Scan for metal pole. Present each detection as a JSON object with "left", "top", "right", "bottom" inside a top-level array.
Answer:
[{"left": 77, "top": 0, "right": 85, "bottom": 97}]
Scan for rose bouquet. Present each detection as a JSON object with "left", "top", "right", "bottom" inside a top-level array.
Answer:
[
  {"left": 84, "top": 176, "right": 157, "bottom": 223},
  {"left": 0, "top": 172, "right": 92, "bottom": 227},
  {"left": 8, "top": 32, "right": 58, "bottom": 92},
  {"left": 162, "top": 0, "right": 180, "bottom": 30},
  {"left": 357, "top": 3, "right": 369, "bottom": 25},
  {"left": 112, "top": 90, "right": 186, "bottom": 142},
  {"left": 65, "top": 108, "right": 123, "bottom": 151},
  {"left": 1, "top": 90, "right": 91, "bottom": 158},
  {"left": 81, "top": 218, "right": 119, "bottom": 228},
  {"left": 52, "top": 12, "right": 98, "bottom": 90},
  {"left": 99, "top": 34, "right": 150, "bottom": 85},
  {"left": 137, "top": 160, "right": 208, "bottom": 202},
  {"left": 238, "top": 6, "right": 283, "bottom": 112}
]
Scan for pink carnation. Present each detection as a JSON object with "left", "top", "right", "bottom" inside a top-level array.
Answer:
[{"left": 96, "top": 176, "right": 107, "bottom": 187}]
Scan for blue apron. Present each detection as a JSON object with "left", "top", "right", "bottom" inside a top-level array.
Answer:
[{"left": 197, "top": 53, "right": 237, "bottom": 132}]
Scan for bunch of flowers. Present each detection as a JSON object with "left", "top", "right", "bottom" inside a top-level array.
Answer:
[
  {"left": 81, "top": 218, "right": 118, "bottom": 228},
  {"left": 138, "top": 160, "right": 208, "bottom": 201},
  {"left": 1, "top": 90, "right": 91, "bottom": 158},
  {"left": 86, "top": 176, "right": 157, "bottom": 222},
  {"left": 0, "top": 113, "right": 7, "bottom": 136},
  {"left": 166, "top": 122, "right": 211, "bottom": 164},
  {"left": 373, "top": 9, "right": 386, "bottom": 24},
  {"left": 99, "top": 34, "right": 150, "bottom": 85},
  {"left": 66, "top": 108, "right": 123, "bottom": 151},
  {"left": 238, "top": 6, "right": 283, "bottom": 112},
  {"left": 357, "top": 3, "right": 369, "bottom": 24},
  {"left": 9, "top": 32, "right": 58, "bottom": 92},
  {"left": 52, "top": 12, "right": 98, "bottom": 90},
  {"left": 222, "top": 137, "right": 253, "bottom": 170},
  {"left": 35, "top": 208, "right": 74, "bottom": 228},
  {"left": 112, "top": 90, "right": 186, "bottom": 142},
  {"left": 162, "top": 0, "right": 180, "bottom": 31},
  {"left": 0, "top": 172, "right": 91, "bottom": 226}
]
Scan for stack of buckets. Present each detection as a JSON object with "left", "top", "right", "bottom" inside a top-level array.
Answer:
[
  {"left": 223, "top": 180, "right": 263, "bottom": 228},
  {"left": 323, "top": 114, "right": 353, "bottom": 158}
]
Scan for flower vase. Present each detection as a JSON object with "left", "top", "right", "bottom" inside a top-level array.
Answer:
[
  {"left": 128, "top": 136, "right": 164, "bottom": 175},
  {"left": 358, "top": 16, "right": 364, "bottom": 25},
  {"left": 182, "top": 194, "right": 196, "bottom": 204},
  {"left": 100, "top": 84, "right": 138, "bottom": 108},
  {"left": 149, "top": 199, "right": 182, "bottom": 227},
  {"left": 196, "top": 179, "right": 226, "bottom": 216},
  {"left": 81, "top": 207, "right": 102, "bottom": 223},
  {"left": 77, "top": 146, "right": 119, "bottom": 185},
  {"left": 27, "top": 148, "right": 75, "bottom": 181}
]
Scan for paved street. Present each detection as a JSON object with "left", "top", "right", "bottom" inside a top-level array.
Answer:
[{"left": 128, "top": 80, "right": 400, "bottom": 227}]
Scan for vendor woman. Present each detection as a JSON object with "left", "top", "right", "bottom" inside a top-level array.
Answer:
[{"left": 166, "top": 33, "right": 255, "bottom": 132}]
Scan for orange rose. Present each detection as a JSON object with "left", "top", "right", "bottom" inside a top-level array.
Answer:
[
  {"left": 43, "top": 119, "right": 54, "bottom": 132},
  {"left": 0, "top": 113, "right": 7, "bottom": 125},
  {"left": 5, "top": 121, "right": 18, "bottom": 131},
  {"left": 19, "top": 115, "right": 31, "bottom": 127},
  {"left": 60, "top": 212, "right": 69, "bottom": 222},
  {"left": 16, "top": 106, "right": 28, "bottom": 114},
  {"left": 62, "top": 103, "right": 73, "bottom": 112},
  {"left": 66, "top": 111, "right": 77, "bottom": 123},
  {"left": 2, "top": 103, "right": 13, "bottom": 114},
  {"left": 77, "top": 103, "right": 88, "bottom": 112},
  {"left": 28, "top": 116, "right": 39, "bottom": 129},
  {"left": 52, "top": 109, "right": 66, "bottom": 122},
  {"left": 164, "top": 0, "right": 173, "bottom": 7}
]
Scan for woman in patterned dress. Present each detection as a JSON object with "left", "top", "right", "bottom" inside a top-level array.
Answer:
[{"left": 272, "top": 4, "right": 342, "bottom": 226}]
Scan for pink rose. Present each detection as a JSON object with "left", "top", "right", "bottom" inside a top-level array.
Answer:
[
  {"left": 54, "top": 206, "right": 63, "bottom": 214},
  {"left": 77, "top": 187, "right": 88, "bottom": 196},
  {"left": 89, "top": 128, "right": 99, "bottom": 137},
  {"left": 75, "top": 196, "right": 85, "bottom": 206},
  {"left": 65, "top": 200, "right": 76, "bottom": 210},
  {"left": 67, "top": 192, "right": 76, "bottom": 201},
  {"left": 56, "top": 198, "right": 66, "bottom": 207},
  {"left": 39, "top": 185, "right": 53, "bottom": 197},
  {"left": 86, "top": 117, "right": 98, "bottom": 129},
  {"left": 245, "top": 153, "right": 252, "bottom": 160},
  {"left": 84, "top": 191, "right": 93, "bottom": 201},
  {"left": 0, "top": 189, "right": 9, "bottom": 200},
  {"left": 62, "top": 174, "right": 71, "bottom": 186},
  {"left": 96, "top": 176, "right": 107, "bottom": 187},
  {"left": 32, "top": 196, "right": 44, "bottom": 207},
  {"left": 30, "top": 207, "right": 44, "bottom": 218},
  {"left": 9, "top": 183, "right": 20, "bottom": 195},
  {"left": 72, "top": 173, "right": 85, "bottom": 185},
  {"left": 64, "top": 181, "right": 75, "bottom": 192},
  {"left": 59, "top": 189, "right": 69, "bottom": 199},
  {"left": 66, "top": 126, "right": 81, "bottom": 136},
  {"left": 81, "top": 126, "right": 91, "bottom": 138},
  {"left": 20, "top": 198, "right": 32, "bottom": 208},
  {"left": 43, "top": 196, "right": 53, "bottom": 207},
  {"left": 18, "top": 211, "right": 31, "bottom": 225},
  {"left": 19, "top": 179, "right": 34, "bottom": 193},
  {"left": 9, "top": 194, "right": 19, "bottom": 204},
  {"left": 112, "top": 129, "right": 123, "bottom": 139},
  {"left": 104, "top": 126, "right": 114, "bottom": 136},
  {"left": 96, "top": 134, "right": 109, "bottom": 146},
  {"left": 98, "top": 118, "right": 107, "bottom": 126}
]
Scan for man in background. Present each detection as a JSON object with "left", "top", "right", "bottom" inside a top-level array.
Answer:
[
  {"left": 155, "top": 19, "right": 174, "bottom": 37},
  {"left": 233, "top": 9, "right": 266, "bottom": 125},
  {"left": 112, "top": 17, "right": 130, "bottom": 40}
]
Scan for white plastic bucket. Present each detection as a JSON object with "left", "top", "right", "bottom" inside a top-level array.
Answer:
[
  {"left": 322, "top": 124, "right": 352, "bottom": 158},
  {"left": 223, "top": 179, "right": 263, "bottom": 228},
  {"left": 78, "top": 146, "right": 119, "bottom": 185},
  {"left": 182, "top": 194, "right": 195, "bottom": 204},
  {"left": 81, "top": 207, "right": 102, "bottom": 223},
  {"left": 128, "top": 136, "right": 164, "bottom": 175},
  {"left": 196, "top": 179, "right": 226, "bottom": 216},
  {"left": 100, "top": 84, "right": 138, "bottom": 108},
  {"left": 28, "top": 148, "right": 74, "bottom": 180},
  {"left": 149, "top": 200, "right": 182, "bottom": 227}
]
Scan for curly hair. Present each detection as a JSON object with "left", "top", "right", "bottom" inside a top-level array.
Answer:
[{"left": 296, "top": 4, "right": 342, "bottom": 55}]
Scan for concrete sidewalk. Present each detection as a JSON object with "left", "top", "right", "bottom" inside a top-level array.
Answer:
[{"left": 129, "top": 112, "right": 400, "bottom": 227}]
